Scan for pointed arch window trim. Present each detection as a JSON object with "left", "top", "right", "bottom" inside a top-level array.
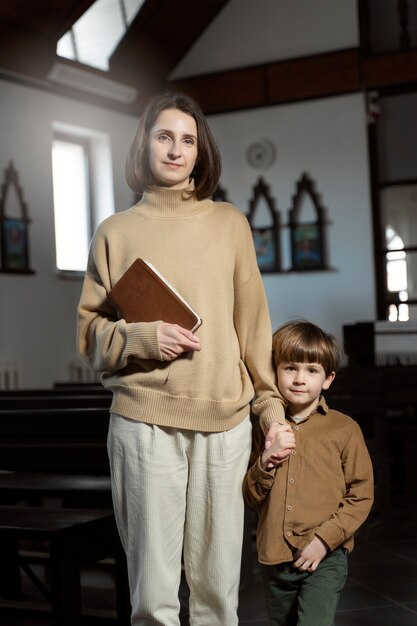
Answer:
[
  {"left": 247, "top": 177, "right": 281, "bottom": 273},
  {"left": 288, "top": 172, "right": 329, "bottom": 272},
  {"left": 0, "top": 161, "right": 34, "bottom": 274}
]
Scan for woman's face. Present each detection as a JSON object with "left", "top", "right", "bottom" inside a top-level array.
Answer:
[{"left": 148, "top": 108, "right": 198, "bottom": 189}]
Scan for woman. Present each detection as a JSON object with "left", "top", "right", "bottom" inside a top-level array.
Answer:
[{"left": 77, "top": 91, "right": 285, "bottom": 625}]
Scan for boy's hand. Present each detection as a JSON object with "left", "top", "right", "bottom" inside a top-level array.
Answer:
[
  {"left": 293, "top": 536, "right": 328, "bottom": 573},
  {"left": 261, "top": 424, "right": 296, "bottom": 469}
]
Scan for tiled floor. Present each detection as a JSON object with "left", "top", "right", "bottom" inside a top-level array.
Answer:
[
  {"left": 1, "top": 508, "right": 417, "bottom": 625},
  {"left": 239, "top": 508, "right": 417, "bottom": 626}
]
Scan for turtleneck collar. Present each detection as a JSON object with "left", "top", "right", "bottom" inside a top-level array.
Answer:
[{"left": 132, "top": 180, "right": 213, "bottom": 219}]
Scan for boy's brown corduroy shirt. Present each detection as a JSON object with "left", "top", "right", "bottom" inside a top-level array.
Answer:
[{"left": 243, "top": 397, "right": 374, "bottom": 565}]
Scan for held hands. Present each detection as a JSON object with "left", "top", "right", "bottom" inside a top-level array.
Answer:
[
  {"left": 293, "top": 536, "right": 328, "bottom": 573},
  {"left": 261, "top": 423, "right": 296, "bottom": 470},
  {"left": 157, "top": 322, "right": 201, "bottom": 361}
]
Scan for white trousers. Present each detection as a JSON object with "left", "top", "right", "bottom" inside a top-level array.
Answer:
[{"left": 107, "top": 414, "right": 252, "bottom": 626}]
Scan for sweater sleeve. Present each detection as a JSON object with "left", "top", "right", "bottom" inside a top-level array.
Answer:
[
  {"left": 233, "top": 215, "right": 286, "bottom": 431},
  {"left": 77, "top": 228, "right": 163, "bottom": 373},
  {"left": 314, "top": 422, "right": 374, "bottom": 551},
  {"left": 243, "top": 422, "right": 277, "bottom": 507}
]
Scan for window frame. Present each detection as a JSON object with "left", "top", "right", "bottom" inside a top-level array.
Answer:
[
  {"left": 52, "top": 131, "right": 95, "bottom": 277},
  {"left": 367, "top": 87, "right": 417, "bottom": 319}
]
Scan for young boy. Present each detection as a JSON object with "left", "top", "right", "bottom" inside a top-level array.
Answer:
[{"left": 243, "top": 320, "right": 374, "bottom": 626}]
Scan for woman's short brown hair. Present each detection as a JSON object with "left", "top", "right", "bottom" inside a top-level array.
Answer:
[
  {"left": 272, "top": 320, "right": 341, "bottom": 376},
  {"left": 126, "top": 91, "right": 221, "bottom": 200}
]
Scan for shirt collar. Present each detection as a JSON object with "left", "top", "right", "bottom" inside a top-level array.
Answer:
[{"left": 287, "top": 395, "right": 329, "bottom": 423}]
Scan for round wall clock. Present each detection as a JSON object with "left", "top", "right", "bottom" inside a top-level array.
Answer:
[{"left": 246, "top": 139, "right": 276, "bottom": 171}]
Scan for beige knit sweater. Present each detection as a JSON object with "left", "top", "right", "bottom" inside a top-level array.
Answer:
[{"left": 77, "top": 183, "right": 285, "bottom": 432}]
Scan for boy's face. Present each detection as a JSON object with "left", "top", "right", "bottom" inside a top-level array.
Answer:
[{"left": 277, "top": 361, "right": 335, "bottom": 419}]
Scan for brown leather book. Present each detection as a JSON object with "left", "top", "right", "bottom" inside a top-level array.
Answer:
[{"left": 107, "top": 258, "right": 202, "bottom": 332}]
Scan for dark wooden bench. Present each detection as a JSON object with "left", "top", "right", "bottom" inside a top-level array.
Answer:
[
  {"left": 54, "top": 382, "right": 106, "bottom": 391},
  {"left": 0, "top": 405, "right": 112, "bottom": 507},
  {"left": 0, "top": 506, "right": 129, "bottom": 625},
  {"left": 0, "top": 401, "right": 130, "bottom": 623},
  {"left": 327, "top": 365, "right": 417, "bottom": 511},
  {"left": 324, "top": 367, "right": 390, "bottom": 516},
  {"left": 0, "top": 387, "right": 111, "bottom": 397},
  {"left": 0, "top": 406, "right": 111, "bottom": 477},
  {"left": 0, "top": 394, "right": 111, "bottom": 410},
  {"left": 0, "top": 471, "right": 112, "bottom": 508}
]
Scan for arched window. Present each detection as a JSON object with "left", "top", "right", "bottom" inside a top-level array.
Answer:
[
  {"left": 366, "top": 88, "right": 417, "bottom": 321},
  {"left": 57, "top": 0, "right": 145, "bottom": 71},
  {"left": 386, "top": 226, "right": 409, "bottom": 321}
]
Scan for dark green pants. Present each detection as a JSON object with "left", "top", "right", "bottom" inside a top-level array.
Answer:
[{"left": 260, "top": 547, "right": 348, "bottom": 626}]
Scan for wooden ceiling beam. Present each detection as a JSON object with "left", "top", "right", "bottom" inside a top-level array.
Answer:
[
  {"left": 266, "top": 49, "right": 360, "bottom": 104},
  {"left": 169, "top": 66, "right": 267, "bottom": 115},
  {"left": 1, "top": 0, "right": 417, "bottom": 118},
  {"left": 364, "top": 50, "right": 417, "bottom": 89},
  {"left": 110, "top": 0, "right": 229, "bottom": 77},
  {"left": 0, "top": 21, "right": 55, "bottom": 78},
  {"left": 169, "top": 48, "right": 361, "bottom": 115},
  {"left": 0, "top": 0, "right": 96, "bottom": 79},
  {"left": 0, "top": 1, "right": 95, "bottom": 38}
]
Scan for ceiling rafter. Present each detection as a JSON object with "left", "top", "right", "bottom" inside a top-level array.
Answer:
[
  {"left": 0, "top": 1, "right": 96, "bottom": 37},
  {"left": 110, "top": 0, "right": 230, "bottom": 77},
  {"left": 0, "top": 1, "right": 417, "bottom": 115}
]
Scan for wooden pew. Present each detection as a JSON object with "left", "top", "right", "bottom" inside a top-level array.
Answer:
[
  {"left": 54, "top": 382, "right": 105, "bottom": 391},
  {"left": 324, "top": 367, "right": 390, "bottom": 516},
  {"left": 0, "top": 506, "right": 129, "bottom": 625},
  {"left": 0, "top": 406, "right": 112, "bottom": 505},
  {"left": 0, "top": 394, "right": 111, "bottom": 410},
  {"left": 326, "top": 365, "right": 417, "bottom": 513},
  {"left": 0, "top": 386, "right": 110, "bottom": 398},
  {"left": 0, "top": 400, "right": 131, "bottom": 623}
]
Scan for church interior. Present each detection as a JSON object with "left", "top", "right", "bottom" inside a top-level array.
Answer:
[{"left": 0, "top": 0, "right": 417, "bottom": 624}]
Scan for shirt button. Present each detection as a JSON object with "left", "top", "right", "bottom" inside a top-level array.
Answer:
[
  {"left": 294, "top": 425, "right": 300, "bottom": 430},
  {"left": 287, "top": 505, "right": 292, "bottom": 511},
  {"left": 286, "top": 531, "right": 292, "bottom": 537},
  {"left": 289, "top": 478, "right": 295, "bottom": 484},
  {"left": 291, "top": 450, "right": 296, "bottom": 455}
]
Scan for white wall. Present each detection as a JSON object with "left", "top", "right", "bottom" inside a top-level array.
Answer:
[
  {"left": 207, "top": 93, "right": 377, "bottom": 344},
  {"left": 0, "top": 78, "right": 376, "bottom": 387},
  {"left": 0, "top": 78, "right": 138, "bottom": 387},
  {"left": 171, "top": 0, "right": 358, "bottom": 79}
]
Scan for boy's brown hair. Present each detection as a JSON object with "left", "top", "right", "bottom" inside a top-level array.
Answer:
[
  {"left": 126, "top": 91, "right": 221, "bottom": 200},
  {"left": 272, "top": 320, "right": 341, "bottom": 376}
]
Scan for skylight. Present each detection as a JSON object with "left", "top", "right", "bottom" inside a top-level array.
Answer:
[{"left": 57, "top": 0, "right": 145, "bottom": 72}]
